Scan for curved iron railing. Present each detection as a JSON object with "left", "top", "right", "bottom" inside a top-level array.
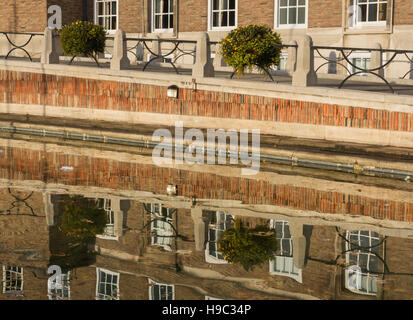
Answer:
[
  {"left": 124, "top": 37, "right": 197, "bottom": 74},
  {"left": 313, "top": 45, "right": 413, "bottom": 93},
  {"left": 0, "top": 31, "right": 43, "bottom": 62}
]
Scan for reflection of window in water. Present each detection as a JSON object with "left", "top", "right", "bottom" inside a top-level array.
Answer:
[
  {"left": 149, "top": 279, "right": 174, "bottom": 300},
  {"left": 149, "top": 203, "right": 174, "bottom": 251},
  {"left": 95, "top": 198, "right": 117, "bottom": 239},
  {"left": 345, "top": 230, "right": 382, "bottom": 296},
  {"left": 2, "top": 265, "right": 23, "bottom": 293},
  {"left": 205, "top": 211, "right": 233, "bottom": 264},
  {"left": 96, "top": 268, "right": 120, "bottom": 300},
  {"left": 48, "top": 272, "right": 70, "bottom": 300},
  {"left": 269, "top": 220, "right": 302, "bottom": 283}
]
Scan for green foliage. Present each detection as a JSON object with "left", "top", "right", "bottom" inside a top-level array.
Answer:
[
  {"left": 59, "top": 196, "right": 107, "bottom": 239},
  {"left": 59, "top": 21, "right": 106, "bottom": 62},
  {"left": 218, "top": 219, "right": 278, "bottom": 271},
  {"left": 220, "top": 24, "right": 282, "bottom": 77}
]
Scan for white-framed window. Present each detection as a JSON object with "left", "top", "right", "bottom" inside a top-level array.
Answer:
[
  {"left": 95, "top": 0, "right": 118, "bottom": 33},
  {"left": 152, "top": 0, "right": 174, "bottom": 32},
  {"left": 349, "top": 0, "right": 387, "bottom": 27},
  {"left": 96, "top": 198, "right": 118, "bottom": 240},
  {"left": 344, "top": 230, "right": 381, "bottom": 296},
  {"left": 275, "top": 0, "right": 307, "bottom": 29},
  {"left": 96, "top": 268, "right": 120, "bottom": 300},
  {"left": 149, "top": 203, "right": 174, "bottom": 251},
  {"left": 269, "top": 220, "right": 302, "bottom": 283},
  {"left": 205, "top": 211, "right": 233, "bottom": 264},
  {"left": 149, "top": 279, "right": 174, "bottom": 300},
  {"left": 208, "top": 0, "right": 238, "bottom": 31},
  {"left": 2, "top": 266, "right": 23, "bottom": 294},
  {"left": 48, "top": 272, "right": 70, "bottom": 300}
]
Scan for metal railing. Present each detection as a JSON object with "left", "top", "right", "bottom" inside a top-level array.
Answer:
[
  {"left": 125, "top": 37, "right": 197, "bottom": 74},
  {"left": 313, "top": 45, "right": 413, "bottom": 93},
  {"left": 0, "top": 31, "right": 43, "bottom": 61}
]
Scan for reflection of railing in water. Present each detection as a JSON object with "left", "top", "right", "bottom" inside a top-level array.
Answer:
[
  {"left": 0, "top": 31, "right": 43, "bottom": 62},
  {"left": 313, "top": 45, "right": 413, "bottom": 93},
  {"left": 0, "top": 188, "right": 43, "bottom": 217}
]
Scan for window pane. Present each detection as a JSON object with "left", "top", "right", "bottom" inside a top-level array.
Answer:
[
  {"left": 229, "top": 0, "right": 236, "bottom": 10},
  {"left": 228, "top": 11, "right": 235, "bottom": 26},
  {"left": 221, "top": 11, "right": 228, "bottom": 26},
  {"left": 162, "top": 13, "right": 169, "bottom": 28},
  {"left": 213, "top": 0, "right": 219, "bottom": 10},
  {"left": 112, "top": 2, "right": 116, "bottom": 14},
  {"left": 298, "top": 0, "right": 306, "bottom": 5},
  {"left": 280, "top": 0, "right": 288, "bottom": 7},
  {"left": 280, "top": 8, "right": 288, "bottom": 24},
  {"left": 288, "top": 7, "right": 297, "bottom": 24},
  {"left": 298, "top": 7, "right": 305, "bottom": 24},
  {"left": 155, "top": 0, "right": 161, "bottom": 13},
  {"left": 163, "top": 0, "right": 169, "bottom": 13},
  {"left": 223, "top": 0, "right": 229, "bottom": 10},
  {"left": 368, "top": 3, "right": 378, "bottom": 21},
  {"left": 155, "top": 15, "right": 161, "bottom": 29},
  {"left": 360, "top": 4, "right": 367, "bottom": 22},
  {"left": 289, "top": 0, "right": 297, "bottom": 5}
]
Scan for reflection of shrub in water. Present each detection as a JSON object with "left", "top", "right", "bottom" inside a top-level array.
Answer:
[
  {"left": 59, "top": 196, "right": 106, "bottom": 239},
  {"left": 50, "top": 196, "right": 106, "bottom": 272},
  {"left": 218, "top": 219, "right": 278, "bottom": 271}
]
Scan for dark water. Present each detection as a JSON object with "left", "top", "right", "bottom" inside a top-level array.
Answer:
[{"left": 0, "top": 137, "right": 413, "bottom": 300}]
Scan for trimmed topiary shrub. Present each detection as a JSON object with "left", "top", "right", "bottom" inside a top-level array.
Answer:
[
  {"left": 220, "top": 24, "right": 282, "bottom": 79},
  {"left": 59, "top": 21, "right": 106, "bottom": 66},
  {"left": 218, "top": 219, "right": 278, "bottom": 271}
]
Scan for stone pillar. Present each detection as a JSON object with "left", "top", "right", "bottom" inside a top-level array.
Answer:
[
  {"left": 286, "top": 40, "right": 297, "bottom": 75},
  {"left": 110, "top": 197, "right": 124, "bottom": 237},
  {"left": 292, "top": 35, "right": 317, "bottom": 86},
  {"left": 110, "top": 29, "right": 131, "bottom": 70},
  {"left": 192, "top": 32, "right": 215, "bottom": 78},
  {"left": 213, "top": 43, "right": 224, "bottom": 69},
  {"left": 43, "top": 193, "right": 56, "bottom": 226},
  {"left": 191, "top": 208, "right": 206, "bottom": 251},
  {"left": 149, "top": 35, "right": 162, "bottom": 65},
  {"left": 289, "top": 222, "right": 306, "bottom": 269},
  {"left": 370, "top": 42, "right": 384, "bottom": 77},
  {"left": 41, "top": 27, "right": 59, "bottom": 64}
]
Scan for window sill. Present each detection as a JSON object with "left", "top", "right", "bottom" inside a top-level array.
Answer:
[{"left": 344, "top": 26, "right": 392, "bottom": 35}]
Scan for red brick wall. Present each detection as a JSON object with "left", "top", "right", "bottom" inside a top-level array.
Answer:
[
  {"left": 47, "top": 0, "right": 83, "bottom": 27},
  {"left": 394, "top": 0, "right": 413, "bottom": 25},
  {"left": 119, "top": 0, "right": 145, "bottom": 33},
  {"left": 238, "top": 0, "right": 274, "bottom": 28},
  {"left": 179, "top": 0, "right": 208, "bottom": 32},
  {"left": 0, "top": 0, "right": 47, "bottom": 33},
  {"left": 308, "top": 0, "right": 342, "bottom": 28}
]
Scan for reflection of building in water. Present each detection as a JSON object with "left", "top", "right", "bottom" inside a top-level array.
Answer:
[{"left": 1, "top": 186, "right": 413, "bottom": 300}]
